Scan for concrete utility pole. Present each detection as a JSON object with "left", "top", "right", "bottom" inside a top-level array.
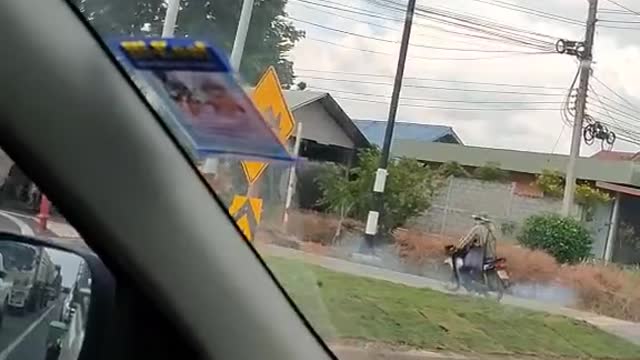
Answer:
[
  {"left": 362, "top": 0, "right": 417, "bottom": 252},
  {"left": 230, "top": 0, "right": 256, "bottom": 69},
  {"left": 161, "top": 0, "right": 181, "bottom": 37},
  {"left": 282, "top": 123, "right": 303, "bottom": 231},
  {"left": 561, "top": 0, "right": 598, "bottom": 216}
]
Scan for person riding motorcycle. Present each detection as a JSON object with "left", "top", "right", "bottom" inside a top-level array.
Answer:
[{"left": 453, "top": 213, "right": 497, "bottom": 282}]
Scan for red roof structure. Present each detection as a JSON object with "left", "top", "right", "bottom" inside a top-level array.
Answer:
[{"left": 590, "top": 150, "right": 640, "bottom": 161}]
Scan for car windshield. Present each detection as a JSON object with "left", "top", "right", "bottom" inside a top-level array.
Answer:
[
  {"left": 0, "top": 243, "right": 36, "bottom": 271},
  {"left": 17, "top": 0, "right": 637, "bottom": 359}
]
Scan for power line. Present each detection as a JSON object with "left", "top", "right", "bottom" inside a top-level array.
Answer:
[
  {"left": 289, "top": 0, "right": 544, "bottom": 50},
  {"left": 605, "top": 0, "right": 640, "bottom": 16},
  {"left": 303, "top": 37, "right": 556, "bottom": 61},
  {"left": 598, "top": 19, "right": 640, "bottom": 23},
  {"left": 468, "top": 0, "right": 583, "bottom": 26},
  {"left": 551, "top": 124, "right": 566, "bottom": 153},
  {"left": 589, "top": 91, "right": 640, "bottom": 117},
  {"left": 591, "top": 74, "right": 640, "bottom": 112},
  {"left": 306, "top": 0, "right": 560, "bottom": 51},
  {"left": 296, "top": 68, "right": 567, "bottom": 90},
  {"left": 590, "top": 87, "right": 637, "bottom": 139},
  {"left": 289, "top": 16, "right": 547, "bottom": 53},
  {"left": 398, "top": 0, "right": 560, "bottom": 40},
  {"left": 588, "top": 102, "right": 640, "bottom": 125},
  {"left": 298, "top": 75, "right": 565, "bottom": 96},
  {"left": 362, "top": 0, "right": 559, "bottom": 51},
  {"left": 414, "top": 11, "right": 556, "bottom": 51},
  {"left": 290, "top": 1, "right": 401, "bottom": 33},
  {"left": 334, "top": 96, "right": 560, "bottom": 111},
  {"left": 309, "top": 86, "right": 566, "bottom": 104}
]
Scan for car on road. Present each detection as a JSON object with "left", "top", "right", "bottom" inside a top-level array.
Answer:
[
  {"left": 59, "top": 286, "right": 74, "bottom": 324},
  {"left": 0, "top": 253, "right": 13, "bottom": 327}
]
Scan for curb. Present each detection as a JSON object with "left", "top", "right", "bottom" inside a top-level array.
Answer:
[{"left": 330, "top": 345, "right": 469, "bottom": 360}]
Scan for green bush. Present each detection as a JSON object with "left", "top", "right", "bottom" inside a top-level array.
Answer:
[
  {"left": 437, "top": 161, "right": 470, "bottom": 178},
  {"left": 472, "top": 162, "right": 509, "bottom": 182},
  {"left": 518, "top": 214, "right": 592, "bottom": 264}
]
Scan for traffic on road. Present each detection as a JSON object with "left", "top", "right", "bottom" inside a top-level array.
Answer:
[{"left": 0, "top": 213, "right": 90, "bottom": 360}]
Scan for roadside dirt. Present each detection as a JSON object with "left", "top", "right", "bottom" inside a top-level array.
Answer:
[{"left": 329, "top": 342, "right": 587, "bottom": 360}]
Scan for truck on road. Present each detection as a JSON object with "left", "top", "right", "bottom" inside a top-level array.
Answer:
[{"left": 0, "top": 242, "right": 56, "bottom": 314}]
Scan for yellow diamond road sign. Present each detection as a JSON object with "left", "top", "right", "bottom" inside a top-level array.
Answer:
[
  {"left": 228, "top": 195, "right": 263, "bottom": 241},
  {"left": 241, "top": 67, "right": 296, "bottom": 185}
]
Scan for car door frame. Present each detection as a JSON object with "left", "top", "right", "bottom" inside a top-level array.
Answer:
[{"left": 0, "top": 1, "right": 334, "bottom": 359}]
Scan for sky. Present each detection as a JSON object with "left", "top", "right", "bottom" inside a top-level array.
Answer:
[{"left": 284, "top": 0, "right": 640, "bottom": 156}]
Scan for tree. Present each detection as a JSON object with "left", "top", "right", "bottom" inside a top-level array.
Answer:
[
  {"left": 317, "top": 149, "right": 441, "bottom": 237},
  {"left": 72, "top": 0, "right": 305, "bottom": 87}
]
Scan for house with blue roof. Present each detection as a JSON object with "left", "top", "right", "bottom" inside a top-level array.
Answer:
[{"left": 353, "top": 119, "right": 464, "bottom": 147}]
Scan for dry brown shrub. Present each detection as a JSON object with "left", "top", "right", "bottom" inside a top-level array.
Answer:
[
  {"left": 496, "top": 244, "right": 559, "bottom": 283},
  {"left": 393, "top": 229, "right": 559, "bottom": 282},
  {"left": 300, "top": 241, "right": 331, "bottom": 256},
  {"left": 393, "top": 229, "right": 456, "bottom": 266},
  {"left": 557, "top": 263, "right": 640, "bottom": 321},
  {"left": 285, "top": 211, "right": 363, "bottom": 245},
  {"left": 285, "top": 210, "right": 337, "bottom": 244}
]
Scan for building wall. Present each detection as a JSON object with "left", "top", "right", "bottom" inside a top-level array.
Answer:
[
  {"left": 292, "top": 102, "right": 355, "bottom": 149},
  {"left": 412, "top": 177, "right": 610, "bottom": 257}
]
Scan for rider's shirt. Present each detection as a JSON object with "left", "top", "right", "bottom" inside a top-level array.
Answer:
[{"left": 457, "top": 223, "right": 497, "bottom": 259}]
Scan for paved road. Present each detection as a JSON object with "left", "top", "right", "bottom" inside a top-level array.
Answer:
[
  {"left": 0, "top": 300, "right": 63, "bottom": 360},
  {"left": 0, "top": 215, "right": 21, "bottom": 236},
  {"left": 258, "top": 243, "right": 640, "bottom": 346}
]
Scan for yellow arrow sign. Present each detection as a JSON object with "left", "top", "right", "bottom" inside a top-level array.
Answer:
[
  {"left": 241, "top": 67, "right": 296, "bottom": 185},
  {"left": 228, "top": 195, "right": 263, "bottom": 241}
]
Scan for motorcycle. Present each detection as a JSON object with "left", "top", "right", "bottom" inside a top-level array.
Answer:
[{"left": 443, "top": 245, "right": 511, "bottom": 301}]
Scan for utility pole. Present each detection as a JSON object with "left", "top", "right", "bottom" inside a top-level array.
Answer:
[
  {"left": 561, "top": 0, "right": 598, "bottom": 216},
  {"left": 161, "top": 0, "right": 181, "bottom": 37},
  {"left": 282, "top": 123, "right": 303, "bottom": 231},
  {"left": 362, "top": 0, "right": 417, "bottom": 253},
  {"left": 230, "top": 0, "right": 256, "bottom": 69}
]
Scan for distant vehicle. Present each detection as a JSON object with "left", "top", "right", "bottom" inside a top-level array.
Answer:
[
  {"left": 0, "top": 253, "right": 14, "bottom": 327},
  {"left": 47, "top": 265, "right": 63, "bottom": 301},
  {"left": 59, "top": 286, "right": 74, "bottom": 324},
  {"left": 0, "top": 243, "right": 57, "bottom": 314},
  {"left": 61, "top": 286, "right": 71, "bottom": 294}
]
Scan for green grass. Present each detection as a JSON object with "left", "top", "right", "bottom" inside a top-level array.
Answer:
[{"left": 266, "top": 257, "right": 640, "bottom": 359}]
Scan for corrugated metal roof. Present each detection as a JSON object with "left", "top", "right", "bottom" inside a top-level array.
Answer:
[
  {"left": 353, "top": 120, "right": 463, "bottom": 147},
  {"left": 590, "top": 150, "right": 640, "bottom": 161},
  {"left": 393, "top": 140, "right": 640, "bottom": 187},
  {"left": 283, "top": 90, "right": 328, "bottom": 111},
  {"left": 282, "top": 90, "right": 369, "bottom": 148}
]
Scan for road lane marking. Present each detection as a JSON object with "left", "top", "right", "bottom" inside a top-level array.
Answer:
[
  {"left": 0, "top": 304, "right": 56, "bottom": 360},
  {"left": 0, "top": 211, "right": 34, "bottom": 236}
]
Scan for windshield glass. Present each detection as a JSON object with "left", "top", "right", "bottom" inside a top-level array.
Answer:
[
  {"left": 0, "top": 243, "right": 36, "bottom": 271},
  {"left": 67, "top": 0, "right": 640, "bottom": 359}
]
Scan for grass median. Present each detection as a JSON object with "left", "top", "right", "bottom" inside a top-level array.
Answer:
[{"left": 266, "top": 256, "right": 640, "bottom": 359}]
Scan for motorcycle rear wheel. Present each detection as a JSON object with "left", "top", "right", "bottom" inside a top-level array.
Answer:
[
  {"left": 445, "top": 271, "right": 461, "bottom": 292},
  {"left": 484, "top": 271, "right": 505, "bottom": 302}
]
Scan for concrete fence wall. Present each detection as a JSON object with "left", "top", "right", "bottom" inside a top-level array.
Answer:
[
  {"left": 412, "top": 177, "right": 563, "bottom": 237},
  {"left": 412, "top": 177, "right": 611, "bottom": 258}
]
